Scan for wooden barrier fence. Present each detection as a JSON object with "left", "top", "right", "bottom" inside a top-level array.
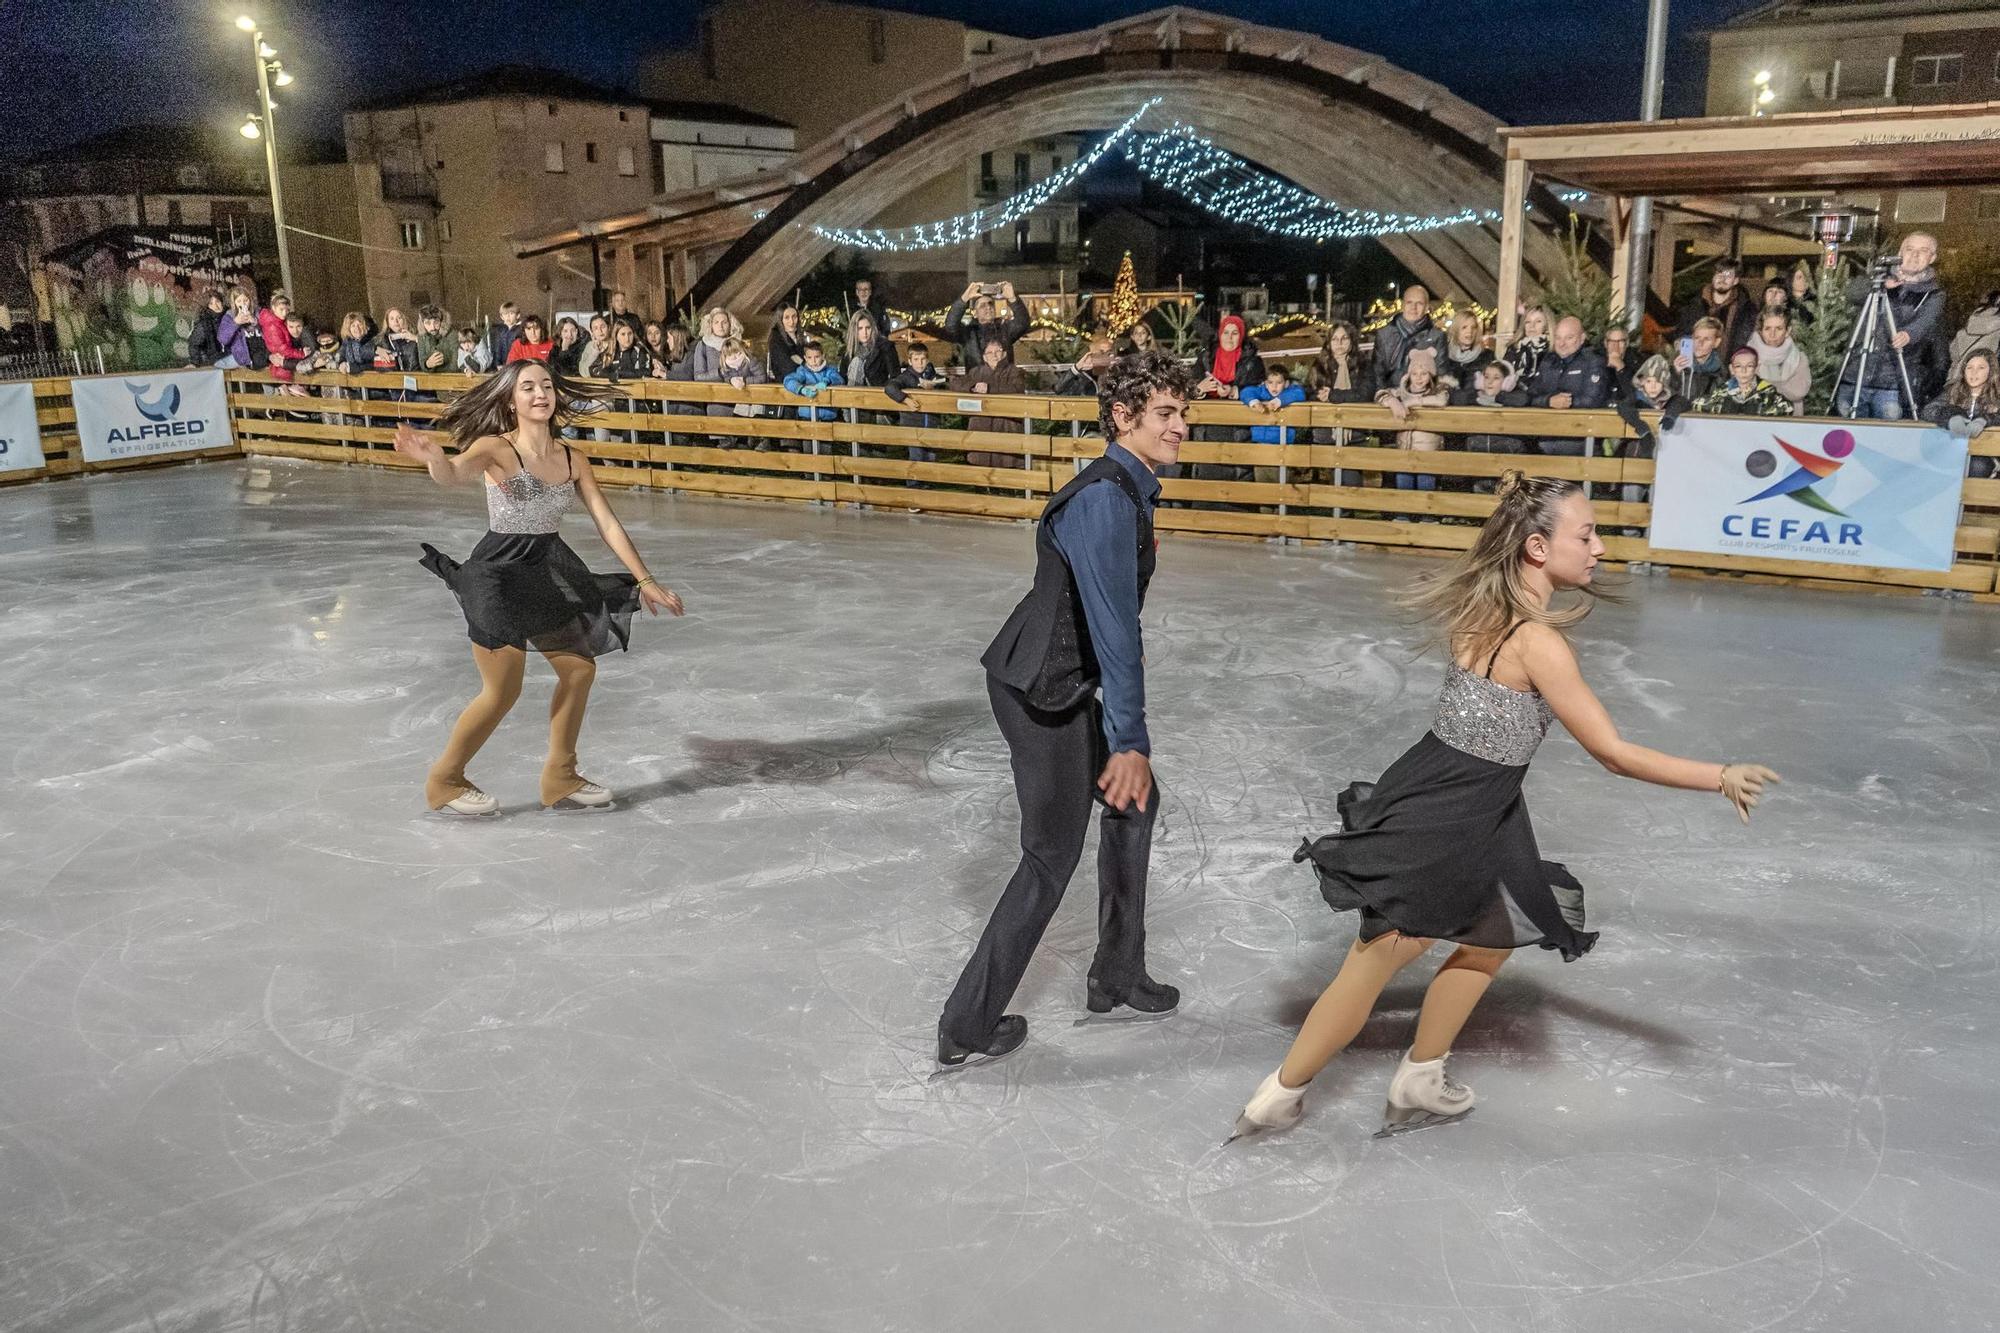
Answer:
[
  {"left": 6, "top": 368, "right": 1997, "bottom": 598},
  {"left": 0, "top": 377, "right": 242, "bottom": 483}
]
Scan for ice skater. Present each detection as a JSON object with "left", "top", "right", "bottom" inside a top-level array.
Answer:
[
  {"left": 393, "top": 360, "right": 683, "bottom": 816},
  {"left": 936, "top": 351, "right": 1198, "bottom": 1069},
  {"left": 1231, "top": 472, "right": 1778, "bottom": 1140}
]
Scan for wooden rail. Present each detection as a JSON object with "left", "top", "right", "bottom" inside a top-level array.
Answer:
[{"left": 7, "top": 368, "right": 1996, "bottom": 599}]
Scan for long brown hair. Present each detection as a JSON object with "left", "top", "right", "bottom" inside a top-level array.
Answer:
[
  {"left": 1948, "top": 349, "right": 2000, "bottom": 417},
  {"left": 435, "top": 358, "right": 601, "bottom": 448},
  {"left": 1405, "top": 469, "right": 1607, "bottom": 663}
]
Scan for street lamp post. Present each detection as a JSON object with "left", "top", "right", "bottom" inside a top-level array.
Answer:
[{"left": 237, "top": 14, "right": 296, "bottom": 297}]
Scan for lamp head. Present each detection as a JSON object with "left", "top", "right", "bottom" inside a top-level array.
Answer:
[{"left": 235, "top": 14, "right": 256, "bottom": 31}]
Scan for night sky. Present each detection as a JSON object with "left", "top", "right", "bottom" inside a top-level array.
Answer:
[{"left": 7, "top": 0, "right": 1757, "bottom": 163}]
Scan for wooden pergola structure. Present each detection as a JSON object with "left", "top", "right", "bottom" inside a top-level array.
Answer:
[{"left": 1494, "top": 100, "right": 2000, "bottom": 344}]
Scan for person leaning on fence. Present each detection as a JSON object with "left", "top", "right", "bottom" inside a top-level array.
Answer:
[
  {"left": 1241, "top": 362, "right": 1306, "bottom": 489},
  {"left": 945, "top": 281, "right": 1030, "bottom": 367},
  {"left": 1922, "top": 348, "right": 2000, "bottom": 479},
  {"left": 454, "top": 326, "right": 491, "bottom": 375},
  {"left": 1373, "top": 284, "right": 1448, "bottom": 393},
  {"left": 1375, "top": 346, "right": 1452, "bottom": 494},
  {"left": 1504, "top": 305, "right": 1551, "bottom": 388},
  {"left": 1441, "top": 310, "right": 1494, "bottom": 389},
  {"left": 1598, "top": 324, "right": 1633, "bottom": 402},
  {"left": 1674, "top": 317, "right": 1725, "bottom": 402},
  {"left": 1614, "top": 355, "right": 1689, "bottom": 510},
  {"left": 1450, "top": 359, "right": 1529, "bottom": 461},
  {"left": 1835, "top": 232, "right": 1944, "bottom": 421},
  {"left": 954, "top": 339, "right": 1029, "bottom": 469},
  {"left": 1306, "top": 321, "right": 1369, "bottom": 486},
  {"left": 577, "top": 315, "right": 616, "bottom": 380},
  {"left": 885, "top": 342, "right": 951, "bottom": 472},
  {"left": 506, "top": 316, "right": 553, "bottom": 365},
  {"left": 187, "top": 290, "right": 226, "bottom": 368},
  {"left": 703, "top": 337, "right": 770, "bottom": 446},
  {"left": 1748, "top": 309, "right": 1810, "bottom": 415},
  {"left": 415, "top": 306, "right": 454, "bottom": 376},
  {"left": 1525, "top": 316, "right": 1611, "bottom": 457},
  {"left": 549, "top": 318, "right": 582, "bottom": 375},
  {"left": 783, "top": 340, "right": 843, "bottom": 422},
  {"left": 1694, "top": 348, "right": 1791, "bottom": 417},
  {"left": 1190, "top": 314, "right": 1266, "bottom": 485},
  {"left": 766, "top": 304, "right": 808, "bottom": 380},
  {"left": 486, "top": 301, "right": 523, "bottom": 368},
  {"left": 258, "top": 292, "right": 306, "bottom": 394}
]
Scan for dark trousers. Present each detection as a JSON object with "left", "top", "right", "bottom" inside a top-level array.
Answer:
[{"left": 940, "top": 675, "right": 1157, "bottom": 1045}]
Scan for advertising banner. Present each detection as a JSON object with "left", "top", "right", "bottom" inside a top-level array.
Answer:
[
  {"left": 71, "top": 369, "right": 235, "bottom": 464},
  {"left": 1648, "top": 417, "right": 1968, "bottom": 573},
  {"left": 0, "top": 381, "right": 47, "bottom": 473}
]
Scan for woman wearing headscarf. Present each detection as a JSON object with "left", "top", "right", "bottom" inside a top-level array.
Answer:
[{"left": 1191, "top": 313, "right": 1266, "bottom": 484}]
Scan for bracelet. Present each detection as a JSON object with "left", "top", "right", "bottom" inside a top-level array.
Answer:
[
  {"left": 636, "top": 576, "right": 658, "bottom": 588},
  {"left": 1717, "top": 763, "right": 1733, "bottom": 793}
]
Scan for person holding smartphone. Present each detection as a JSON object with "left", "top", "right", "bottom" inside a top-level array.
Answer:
[{"left": 944, "top": 279, "right": 1030, "bottom": 369}]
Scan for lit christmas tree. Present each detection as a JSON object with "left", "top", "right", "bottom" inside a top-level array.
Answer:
[{"left": 1105, "top": 251, "right": 1142, "bottom": 333}]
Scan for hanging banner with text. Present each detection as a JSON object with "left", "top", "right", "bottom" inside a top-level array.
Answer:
[
  {"left": 1648, "top": 417, "right": 1967, "bottom": 573},
  {"left": 71, "top": 369, "right": 236, "bottom": 465},
  {"left": 0, "top": 381, "right": 47, "bottom": 473}
]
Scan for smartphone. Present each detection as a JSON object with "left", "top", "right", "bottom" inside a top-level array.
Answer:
[
  {"left": 1677, "top": 335, "right": 1694, "bottom": 363},
  {"left": 979, "top": 283, "right": 1004, "bottom": 298}
]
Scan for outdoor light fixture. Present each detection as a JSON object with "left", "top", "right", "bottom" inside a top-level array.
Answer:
[
  {"left": 272, "top": 65, "right": 292, "bottom": 86},
  {"left": 258, "top": 40, "right": 275, "bottom": 57},
  {"left": 1750, "top": 68, "right": 1775, "bottom": 115},
  {"left": 235, "top": 13, "right": 256, "bottom": 30},
  {"left": 239, "top": 116, "right": 261, "bottom": 140}
]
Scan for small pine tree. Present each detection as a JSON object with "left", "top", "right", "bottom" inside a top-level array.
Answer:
[
  {"left": 1105, "top": 251, "right": 1143, "bottom": 335},
  {"left": 1536, "top": 218, "right": 1625, "bottom": 341},
  {"left": 1795, "top": 259, "right": 1855, "bottom": 415}
]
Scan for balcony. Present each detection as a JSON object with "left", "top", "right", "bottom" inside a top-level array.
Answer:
[{"left": 378, "top": 171, "right": 439, "bottom": 206}]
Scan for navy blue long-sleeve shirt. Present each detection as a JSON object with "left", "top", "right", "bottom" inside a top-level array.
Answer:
[{"left": 1049, "top": 442, "right": 1160, "bottom": 756}]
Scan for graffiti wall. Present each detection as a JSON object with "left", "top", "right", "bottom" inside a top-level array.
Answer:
[{"left": 44, "top": 227, "right": 257, "bottom": 371}]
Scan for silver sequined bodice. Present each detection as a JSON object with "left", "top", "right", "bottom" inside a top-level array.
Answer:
[
  {"left": 1432, "top": 664, "right": 1557, "bottom": 766},
  {"left": 485, "top": 469, "right": 575, "bottom": 534}
]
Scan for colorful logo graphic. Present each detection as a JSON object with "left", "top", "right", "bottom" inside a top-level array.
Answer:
[
  {"left": 126, "top": 380, "right": 181, "bottom": 422},
  {"left": 1741, "top": 428, "right": 1853, "bottom": 515}
]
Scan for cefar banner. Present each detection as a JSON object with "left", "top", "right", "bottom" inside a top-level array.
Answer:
[
  {"left": 1648, "top": 416, "right": 1968, "bottom": 573},
  {"left": 0, "top": 381, "right": 46, "bottom": 473},
  {"left": 71, "top": 369, "right": 235, "bottom": 464}
]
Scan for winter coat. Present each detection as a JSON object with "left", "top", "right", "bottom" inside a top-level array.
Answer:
[
  {"left": 1195, "top": 336, "right": 1267, "bottom": 398},
  {"left": 187, "top": 308, "right": 225, "bottom": 366},
  {"left": 416, "top": 330, "right": 454, "bottom": 374},
  {"left": 257, "top": 307, "right": 301, "bottom": 381},
  {"left": 1372, "top": 314, "right": 1448, "bottom": 392},
  {"left": 1439, "top": 342, "right": 1495, "bottom": 388},
  {"left": 1504, "top": 335, "right": 1549, "bottom": 388},
  {"left": 1949, "top": 307, "right": 2000, "bottom": 378},
  {"left": 552, "top": 339, "right": 585, "bottom": 376},
  {"left": 703, "top": 356, "right": 769, "bottom": 418},
  {"left": 454, "top": 342, "right": 491, "bottom": 374},
  {"left": 843, "top": 331, "right": 901, "bottom": 389},
  {"left": 943, "top": 296, "right": 1030, "bottom": 368},
  {"left": 506, "top": 338, "right": 554, "bottom": 364},
  {"left": 1676, "top": 350, "right": 1724, "bottom": 404},
  {"left": 951, "top": 360, "right": 1028, "bottom": 435},
  {"left": 1676, "top": 282, "right": 1759, "bottom": 357},
  {"left": 337, "top": 335, "right": 378, "bottom": 374},
  {"left": 577, "top": 339, "right": 615, "bottom": 379},
  {"left": 606, "top": 345, "right": 656, "bottom": 382},
  {"left": 1524, "top": 346, "right": 1611, "bottom": 410},
  {"left": 1694, "top": 378, "right": 1793, "bottom": 417},
  {"left": 1374, "top": 374, "right": 1452, "bottom": 449},
  {"left": 216, "top": 310, "right": 264, "bottom": 369},
  {"left": 783, "top": 362, "right": 843, "bottom": 420},
  {"left": 1746, "top": 331, "right": 1811, "bottom": 412},
  {"left": 1840, "top": 267, "right": 1945, "bottom": 391},
  {"left": 1615, "top": 387, "right": 1689, "bottom": 460},
  {"left": 1237, "top": 383, "right": 1307, "bottom": 444},
  {"left": 487, "top": 321, "right": 521, "bottom": 368},
  {"left": 377, "top": 331, "right": 421, "bottom": 373}
]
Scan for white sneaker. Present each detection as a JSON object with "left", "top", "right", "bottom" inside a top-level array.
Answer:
[
  {"left": 437, "top": 786, "right": 499, "bottom": 817},
  {"left": 549, "top": 780, "right": 613, "bottom": 810},
  {"left": 1377, "top": 1049, "right": 1475, "bottom": 1138},
  {"left": 1226, "top": 1067, "right": 1307, "bottom": 1144}
]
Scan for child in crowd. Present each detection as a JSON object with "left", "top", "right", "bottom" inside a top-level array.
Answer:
[
  {"left": 455, "top": 327, "right": 491, "bottom": 375},
  {"left": 886, "top": 342, "right": 951, "bottom": 465},
  {"left": 710, "top": 337, "right": 771, "bottom": 446},
  {"left": 784, "top": 340, "right": 844, "bottom": 421},
  {"left": 1454, "top": 360, "right": 1529, "bottom": 457},
  {"left": 1241, "top": 364, "right": 1307, "bottom": 444},
  {"left": 1375, "top": 346, "right": 1453, "bottom": 492}
]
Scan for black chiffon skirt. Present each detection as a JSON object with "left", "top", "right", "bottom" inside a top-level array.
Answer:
[
  {"left": 1294, "top": 732, "right": 1599, "bottom": 961},
  {"left": 420, "top": 531, "right": 640, "bottom": 658}
]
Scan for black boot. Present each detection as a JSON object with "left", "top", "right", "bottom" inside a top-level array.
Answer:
[
  {"left": 1086, "top": 975, "right": 1181, "bottom": 1016},
  {"left": 936, "top": 1014, "right": 1028, "bottom": 1068}
]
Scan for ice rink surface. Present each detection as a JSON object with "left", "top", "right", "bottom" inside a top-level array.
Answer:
[{"left": 3, "top": 459, "right": 1997, "bottom": 1331}]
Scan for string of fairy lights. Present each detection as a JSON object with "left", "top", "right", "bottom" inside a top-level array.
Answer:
[{"left": 810, "top": 104, "right": 1587, "bottom": 253}]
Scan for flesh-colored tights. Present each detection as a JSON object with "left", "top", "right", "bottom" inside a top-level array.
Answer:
[
  {"left": 425, "top": 645, "right": 596, "bottom": 808},
  {"left": 1278, "top": 933, "right": 1509, "bottom": 1090}
]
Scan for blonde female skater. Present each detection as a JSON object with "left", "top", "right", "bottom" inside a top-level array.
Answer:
[
  {"left": 1232, "top": 473, "right": 1778, "bottom": 1141},
  {"left": 394, "top": 359, "right": 683, "bottom": 815}
]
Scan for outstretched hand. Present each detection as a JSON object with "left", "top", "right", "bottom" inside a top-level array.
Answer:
[
  {"left": 394, "top": 421, "right": 445, "bottom": 465},
  {"left": 1098, "top": 750, "right": 1153, "bottom": 813},
  {"left": 639, "top": 582, "right": 684, "bottom": 617},
  {"left": 1719, "top": 763, "right": 1781, "bottom": 823}
]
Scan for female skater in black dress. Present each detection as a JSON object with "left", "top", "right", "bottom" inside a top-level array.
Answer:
[
  {"left": 394, "top": 359, "right": 683, "bottom": 815},
  {"left": 1232, "top": 472, "right": 1778, "bottom": 1141}
]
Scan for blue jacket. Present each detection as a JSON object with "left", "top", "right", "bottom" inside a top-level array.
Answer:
[
  {"left": 783, "top": 363, "right": 844, "bottom": 420},
  {"left": 1238, "top": 382, "right": 1306, "bottom": 443}
]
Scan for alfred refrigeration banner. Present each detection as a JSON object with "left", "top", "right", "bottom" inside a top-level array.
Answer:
[
  {"left": 71, "top": 369, "right": 235, "bottom": 464},
  {"left": 1648, "top": 417, "right": 1968, "bottom": 573},
  {"left": 0, "top": 380, "right": 47, "bottom": 473}
]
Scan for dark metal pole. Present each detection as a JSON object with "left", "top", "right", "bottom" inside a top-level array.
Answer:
[
  {"left": 1624, "top": 0, "right": 1669, "bottom": 330},
  {"left": 590, "top": 237, "right": 606, "bottom": 311}
]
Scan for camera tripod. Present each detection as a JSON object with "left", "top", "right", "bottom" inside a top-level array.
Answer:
[{"left": 1834, "top": 264, "right": 1919, "bottom": 420}]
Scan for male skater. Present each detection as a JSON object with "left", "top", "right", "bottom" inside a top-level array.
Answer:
[{"left": 938, "top": 351, "right": 1198, "bottom": 1068}]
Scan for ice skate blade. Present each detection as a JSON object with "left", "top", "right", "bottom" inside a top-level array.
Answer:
[
  {"left": 545, "top": 797, "right": 618, "bottom": 813},
  {"left": 928, "top": 1048, "right": 1019, "bottom": 1082},
  {"left": 429, "top": 806, "right": 500, "bottom": 819},
  {"left": 1373, "top": 1104, "right": 1473, "bottom": 1139},
  {"left": 1071, "top": 1005, "right": 1178, "bottom": 1028}
]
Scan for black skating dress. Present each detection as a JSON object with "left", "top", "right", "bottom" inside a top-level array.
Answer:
[
  {"left": 1295, "top": 624, "right": 1598, "bottom": 961},
  {"left": 419, "top": 439, "right": 640, "bottom": 658}
]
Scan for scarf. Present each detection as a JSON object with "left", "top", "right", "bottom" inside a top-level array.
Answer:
[{"left": 1211, "top": 315, "right": 1246, "bottom": 385}]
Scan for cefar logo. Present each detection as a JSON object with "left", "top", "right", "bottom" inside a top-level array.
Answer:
[
  {"left": 1741, "top": 427, "right": 1853, "bottom": 515},
  {"left": 127, "top": 380, "right": 182, "bottom": 422}
]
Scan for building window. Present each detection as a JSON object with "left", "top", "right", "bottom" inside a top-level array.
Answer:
[
  {"left": 617, "top": 145, "right": 636, "bottom": 176},
  {"left": 166, "top": 200, "right": 182, "bottom": 225},
  {"left": 1014, "top": 153, "right": 1029, "bottom": 188},
  {"left": 546, "top": 101, "right": 558, "bottom": 116},
  {"left": 176, "top": 164, "right": 203, "bottom": 188},
  {"left": 1977, "top": 191, "right": 2000, "bottom": 221},
  {"left": 700, "top": 15, "right": 718, "bottom": 80},
  {"left": 545, "top": 142, "right": 565, "bottom": 173},
  {"left": 869, "top": 16, "right": 887, "bottom": 63},
  {"left": 399, "top": 220, "right": 425, "bottom": 249},
  {"left": 1015, "top": 218, "right": 1030, "bottom": 253},
  {"left": 650, "top": 148, "right": 665, "bottom": 195},
  {"left": 1894, "top": 189, "right": 1947, "bottom": 224},
  {"left": 438, "top": 218, "right": 453, "bottom": 242},
  {"left": 1912, "top": 54, "right": 1963, "bottom": 87},
  {"left": 618, "top": 109, "right": 629, "bottom": 122},
  {"left": 1797, "top": 68, "right": 1833, "bottom": 100},
  {"left": 584, "top": 142, "right": 598, "bottom": 164}
]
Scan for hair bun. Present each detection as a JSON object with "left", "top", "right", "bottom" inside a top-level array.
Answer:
[{"left": 1495, "top": 469, "right": 1527, "bottom": 501}]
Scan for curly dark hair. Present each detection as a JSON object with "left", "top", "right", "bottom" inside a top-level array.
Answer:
[{"left": 1098, "top": 350, "right": 1197, "bottom": 440}]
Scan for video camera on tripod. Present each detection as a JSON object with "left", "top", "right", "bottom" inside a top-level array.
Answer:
[{"left": 1837, "top": 253, "right": 1918, "bottom": 419}]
